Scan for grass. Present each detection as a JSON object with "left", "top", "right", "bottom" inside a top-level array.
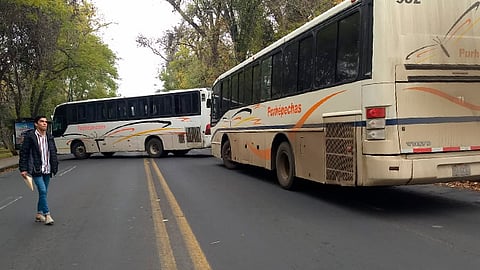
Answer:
[{"left": 0, "top": 148, "right": 13, "bottom": 159}]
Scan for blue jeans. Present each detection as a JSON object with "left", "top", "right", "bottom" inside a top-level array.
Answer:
[{"left": 33, "top": 174, "right": 50, "bottom": 215}]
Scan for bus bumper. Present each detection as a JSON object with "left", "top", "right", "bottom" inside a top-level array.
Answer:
[{"left": 363, "top": 153, "right": 480, "bottom": 186}]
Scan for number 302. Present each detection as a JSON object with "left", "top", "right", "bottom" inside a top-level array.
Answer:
[{"left": 396, "top": 0, "right": 421, "bottom": 3}]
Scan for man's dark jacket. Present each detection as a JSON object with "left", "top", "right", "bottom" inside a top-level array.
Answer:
[{"left": 19, "top": 129, "right": 59, "bottom": 176}]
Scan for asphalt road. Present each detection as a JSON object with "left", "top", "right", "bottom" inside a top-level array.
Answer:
[{"left": 1, "top": 150, "right": 480, "bottom": 270}]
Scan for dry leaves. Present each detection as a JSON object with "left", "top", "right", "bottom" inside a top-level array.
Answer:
[{"left": 439, "top": 181, "right": 480, "bottom": 191}]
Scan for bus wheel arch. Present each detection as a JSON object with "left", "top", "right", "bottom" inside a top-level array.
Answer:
[
  {"left": 221, "top": 134, "right": 238, "bottom": 169},
  {"left": 145, "top": 136, "right": 165, "bottom": 158},
  {"left": 272, "top": 135, "right": 296, "bottom": 190},
  {"left": 71, "top": 140, "right": 90, "bottom": 159}
]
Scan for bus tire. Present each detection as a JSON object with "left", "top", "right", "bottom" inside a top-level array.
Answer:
[
  {"left": 72, "top": 141, "right": 90, "bottom": 159},
  {"left": 276, "top": 142, "right": 296, "bottom": 190},
  {"left": 221, "top": 139, "right": 237, "bottom": 169},
  {"left": 146, "top": 138, "right": 164, "bottom": 158}
]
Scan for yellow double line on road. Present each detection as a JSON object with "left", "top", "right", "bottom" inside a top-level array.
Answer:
[{"left": 144, "top": 159, "right": 211, "bottom": 270}]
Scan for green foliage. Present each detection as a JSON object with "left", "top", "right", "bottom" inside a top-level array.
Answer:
[
  {"left": 0, "top": 0, "right": 119, "bottom": 151},
  {"left": 157, "top": 0, "right": 337, "bottom": 90}
]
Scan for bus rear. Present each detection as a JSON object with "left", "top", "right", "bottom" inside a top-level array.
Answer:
[{"left": 364, "top": 0, "right": 480, "bottom": 185}]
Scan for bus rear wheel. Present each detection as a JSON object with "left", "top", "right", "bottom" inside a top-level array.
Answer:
[
  {"left": 276, "top": 142, "right": 296, "bottom": 189},
  {"left": 146, "top": 138, "right": 164, "bottom": 158},
  {"left": 221, "top": 139, "right": 237, "bottom": 169},
  {"left": 72, "top": 141, "right": 90, "bottom": 159}
]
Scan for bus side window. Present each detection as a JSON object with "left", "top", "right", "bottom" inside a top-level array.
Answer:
[
  {"left": 315, "top": 23, "right": 337, "bottom": 88},
  {"left": 139, "top": 98, "right": 149, "bottom": 117},
  {"left": 221, "top": 78, "right": 231, "bottom": 116},
  {"left": 284, "top": 41, "right": 298, "bottom": 95},
  {"left": 261, "top": 57, "right": 272, "bottom": 101},
  {"left": 66, "top": 104, "right": 78, "bottom": 124},
  {"left": 96, "top": 102, "right": 106, "bottom": 121},
  {"left": 86, "top": 103, "right": 96, "bottom": 122},
  {"left": 192, "top": 91, "right": 200, "bottom": 114},
  {"left": 78, "top": 104, "right": 86, "bottom": 123},
  {"left": 150, "top": 97, "right": 159, "bottom": 116},
  {"left": 117, "top": 100, "right": 127, "bottom": 120},
  {"left": 107, "top": 101, "right": 117, "bottom": 120},
  {"left": 272, "top": 51, "right": 283, "bottom": 98},
  {"left": 252, "top": 64, "right": 261, "bottom": 103},
  {"left": 238, "top": 70, "right": 245, "bottom": 106},
  {"left": 336, "top": 12, "right": 360, "bottom": 82},
  {"left": 298, "top": 34, "right": 314, "bottom": 92},
  {"left": 231, "top": 73, "right": 239, "bottom": 108},
  {"left": 244, "top": 66, "right": 253, "bottom": 105},
  {"left": 128, "top": 99, "right": 138, "bottom": 118}
]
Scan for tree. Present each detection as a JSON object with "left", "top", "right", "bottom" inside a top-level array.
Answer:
[{"left": 0, "top": 0, "right": 118, "bottom": 153}]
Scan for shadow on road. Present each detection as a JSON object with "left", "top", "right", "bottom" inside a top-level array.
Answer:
[{"left": 220, "top": 163, "right": 480, "bottom": 216}]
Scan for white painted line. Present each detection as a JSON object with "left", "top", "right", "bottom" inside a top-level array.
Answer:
[
  {"left": 0, "top": 196, "right": 23, "bottom": 211},
  {"left": 58, "top": 166, "right": 77, "bottom": 177}
]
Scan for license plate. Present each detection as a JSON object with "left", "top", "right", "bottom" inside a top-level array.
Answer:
[{"left": 452, "top": 164, "right": 471, "bottom": 177}]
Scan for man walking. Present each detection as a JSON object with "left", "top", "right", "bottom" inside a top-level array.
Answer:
[{"left": 19, "top": 116, "right": 59, "bottom": 225}]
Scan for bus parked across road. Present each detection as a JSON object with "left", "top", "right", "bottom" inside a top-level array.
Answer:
[
  {"left": 52, "top": 88, "right": 212, "bottom": 159},
  {"left": 210, "top": 0, "right": 480, "bottom": 189}
]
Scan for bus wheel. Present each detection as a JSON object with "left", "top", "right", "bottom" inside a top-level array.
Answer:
[
  {"left": 172, "top": 150, "right": 189, "bottom": 156},
  {"left": 72, "top": 141, "right": 90, "bottom": 159},
  {"left": 276, "top": 142, "right": 296, "bottom": 189},
  {"left": 146, "top": 138, "right": 164, "bottom": 158},
  {"left": 102, "top": 152, "right": 115, "bottom": 157},
  {"left": 221, "top": 140, "right": 237, "bottom": 169}
]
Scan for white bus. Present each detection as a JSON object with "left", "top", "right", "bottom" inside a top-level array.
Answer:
[
  {"left": 210, "top": 0, "right": 480, "bottom": 189},
  {"left": 52, "top": 88, "right": 212, "bottom": 159}
]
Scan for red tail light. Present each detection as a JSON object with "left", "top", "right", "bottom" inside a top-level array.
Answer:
[
  {"left": 366, "top": 107, "right": 386, "bottom": 119},
  {"left": 205, "top": 123, "right": 211, "bottom": 135}
]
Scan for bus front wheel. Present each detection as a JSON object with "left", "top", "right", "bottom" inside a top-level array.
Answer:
[
  {"left": 146, "top": 138, "right": 164, "bottom": 158},
  {"left": 221, "top": 140, "right": 237, "bottom": 169},
  {"left": 276, "top": 142, "right": 296, "bottom": 190},
  {"left": 72, "top": 141, "right": 90, "bottom": 159}
]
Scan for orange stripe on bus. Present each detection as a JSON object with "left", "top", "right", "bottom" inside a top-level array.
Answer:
[
  {"left": 247, "top": 144, "right": 271, "bottom": 160},
  {"left": 405, "top": 87, "right": 480, "bottom": 111}
]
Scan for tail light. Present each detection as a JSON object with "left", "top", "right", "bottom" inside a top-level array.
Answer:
[
  {"left": 366, "top": 107, "right": 386, "bottom": 140},
  {"left": 205, "top": 123, "right": 211, "bottom": 135}
]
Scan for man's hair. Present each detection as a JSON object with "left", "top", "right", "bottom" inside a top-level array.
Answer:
[{"left": 34, "top": 115, "right": 47, "bottom": 124}]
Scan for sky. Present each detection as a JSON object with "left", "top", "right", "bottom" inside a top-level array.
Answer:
[{"left": 92, "top": 0, "right": 180, "bottom": 97}]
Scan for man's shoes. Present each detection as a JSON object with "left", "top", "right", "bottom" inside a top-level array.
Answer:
[
  {"left": 44, "top": 215, "right": 54, "bottom": 225},
  {"left": 35, "top": 214, "right": 46, "bottom": 223}
]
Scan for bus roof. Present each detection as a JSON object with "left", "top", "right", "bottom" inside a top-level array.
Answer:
[
  {"left": 213, "top": 0, "right": 360, "bottom": 85},
  {"left": 55, "top": 87, "right": 211, "bottom": 107}
]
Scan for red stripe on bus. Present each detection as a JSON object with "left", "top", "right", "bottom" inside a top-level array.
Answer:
[
  {"left": 413, "top": 148, "right": 432, "bottom": 153},
  {"left": 443, "top": 147, "right": 461, "bottom": 152}
]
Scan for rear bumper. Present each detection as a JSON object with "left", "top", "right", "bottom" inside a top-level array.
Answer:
[{"left": 363, "top": 152, "right": 480, "bottom": 186}]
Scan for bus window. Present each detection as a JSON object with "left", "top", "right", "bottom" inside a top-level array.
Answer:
[
  {"left": 315, "top": 23, "right": 337, "bottom": 88},
  {"left": 238, "top": 70, "right": 245, "bottom": 106},
  {"left": 298, "top": 34, "right": 314, "bottom": 92},
  {"left": 284, "top": 41, "right": 299, "bottom": 95},
  {"left": 272, "top": 52, "right": 283, "bottom": 98},
  {"left": 107, "top": 101, "right": 116, "bottom": 120},
  {"left": 261, "top": 57, "right": 272, "bottom": 101},
  {"left": 128, "top": 99, "right": 138, "bottom": 118},
  {"left": 86, "top": 103, "right": 96, "bottom": 122},
  {"left": 221, "top": 78, "right": 231, "bottom": 115},
  {"left": 336, "top": 12, "right": 360, "bottom": 82},
  {"left": 244, "top": 66, "right": 253, "bottom": 105},
  {"left": 231, "top": 73, "right": 239, "bottom": 107},
  {"left": 117, "top": 100, "right": 127, "bottom": 120},
  {"left": 78, "top": 104, "right": 86, "bottom": 123},
  {"left": 252, "top": 64, "right": 261, "bottom": 103},
  {"left": 66, "top": 104, "right": 77, "bottom": 124},
  {"left": 96, "top": 102, "right": 106, "bottom": 121}
]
